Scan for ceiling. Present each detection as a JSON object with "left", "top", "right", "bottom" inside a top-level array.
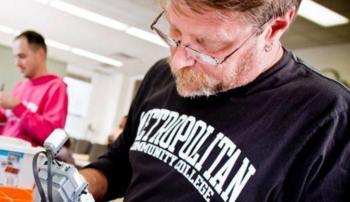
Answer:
[
  {"left": 283, "top": 0, "right": 350, "bottom": 49},
  {"left": 0, "top": 0, "right": 349, "bottom": 77}
]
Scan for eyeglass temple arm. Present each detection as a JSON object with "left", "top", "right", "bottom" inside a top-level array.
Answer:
[
  {"left": 150, "top": 10, "right": 165, "bottom": 30},
  {"left": 219, "top": 19, "right": 271, "bottom": 65}
]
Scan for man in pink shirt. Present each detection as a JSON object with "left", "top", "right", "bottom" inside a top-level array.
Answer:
[{"left": 0, "top": 30, "right": 68, "bottom": 146}]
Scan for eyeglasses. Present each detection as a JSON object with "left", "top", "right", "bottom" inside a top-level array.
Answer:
[{"left": 150, "top": 11, "right": 268, "bottom": 66}]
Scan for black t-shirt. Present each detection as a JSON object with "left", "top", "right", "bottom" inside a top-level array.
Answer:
[{"left": 87, "top": 49, "right": 350, "bottom": 202}]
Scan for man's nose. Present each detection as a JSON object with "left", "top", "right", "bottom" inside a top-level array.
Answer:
[{"left": 169, "top": 46, "right": 196, "bottom": 71}]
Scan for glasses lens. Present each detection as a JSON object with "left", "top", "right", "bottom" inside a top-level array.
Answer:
[
  {"left": 186, "top": 48, "right": 218, "bottom": 65},
  {"left": 200, "top": 55, "right": 218, "bottom": 65}
]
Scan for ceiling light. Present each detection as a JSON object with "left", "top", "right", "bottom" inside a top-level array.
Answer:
[
  {"left": 0, "top": 25, "right": 15, "bottom": 34},
  {"left": 50, "top": 0, "right": 128, "bottom": 31},
  {"left": 0, "top": 24, "right": 123, "bottom": 67},
  {"left": 125, "top": 27, "right": 168, "bottom": 47},
  {"left": 34, "top": 0, "right": 50, "bottom": 4},
  {"left": 48, "top": 0, "right": 167, "bottom": 47},
  {"left": 71, "top": 48, "right": 123, "bottom": 67},
  {"left": 298, "top": 0, "right": 349, "bottom": 27},
  {"left": 46, "top": 39, "right": 71, "bottom": 51}
]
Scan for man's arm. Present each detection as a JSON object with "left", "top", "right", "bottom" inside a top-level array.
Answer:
[
  {"left": 301, "top": 111, "right": 350, "bottom": 201},
  {"left": 275, "top": 110, "right": 350, "bottom": 201},
  {"left": 12, "top": 83, "right": 68, "bottom": 145},
  {"left": 80, "top": 168, "right": 108, "bottom": 201}
]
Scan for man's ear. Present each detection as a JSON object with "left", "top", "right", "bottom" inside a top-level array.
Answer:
[
  {"left": 265, "top": 9, "right": 296, "bottom": 42},
  {"left": 36, "top": 47, "right": 46, "bottom": 60}
]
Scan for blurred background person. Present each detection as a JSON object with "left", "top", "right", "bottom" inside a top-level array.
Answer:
[
  {"left": 108, "top": 115, "right": 128, "bottom": 146},
  {"left": 0, "top": 30, "right": 68, "bottom": 146}
]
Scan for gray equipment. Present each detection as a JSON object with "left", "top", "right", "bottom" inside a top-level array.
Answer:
[{"left": 33, "top": 129, "right": 94, "bottom": 202}]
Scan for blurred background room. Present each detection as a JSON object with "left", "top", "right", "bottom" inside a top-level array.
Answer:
[{"left": 0, "top": 0, "right": 349, "bottom": 166}]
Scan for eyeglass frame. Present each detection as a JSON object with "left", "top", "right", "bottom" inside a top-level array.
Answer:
[{"left": 150, "top": 10, "right": 271, "bottom": 66}]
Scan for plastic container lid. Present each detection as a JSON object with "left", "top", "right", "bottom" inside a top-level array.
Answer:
[{"left": 0, "top": 136, "right": 43, "bottom": 154}]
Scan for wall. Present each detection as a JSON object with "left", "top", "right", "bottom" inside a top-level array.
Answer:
[
  {"left": 68, "top": 67, "right": 143, "bottom": 144},
  {"left": 0, "top": 44, "right": 67, "bottom": 90},
  {"left": 113, "top": 75, "right": 144, "bottom": 127},
  {"left": 294, "top": 43, "right": 350, "bottom": 82},
  {"left": 81, "top": 70, "right": 125, "bottom": 144}
]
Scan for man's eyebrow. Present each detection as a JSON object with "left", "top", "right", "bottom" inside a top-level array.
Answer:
[{"left": 197, "top": 33, "right": 235, "bottom": 44}]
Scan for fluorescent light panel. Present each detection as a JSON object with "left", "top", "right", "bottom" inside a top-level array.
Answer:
[
  {"left": 0, "top": 25, "right": 15, "bottom": 34},
  {"left": 37, "top": 0, "right": 349, "bottom": 46},
  {"left": 125, "top": 27, "right": 168, "bottom": 47},
  {"left": 72, "top": 48, "right": 123, "bottom": 67},
  {"left": 34, "top": 0, "right": 49, "bottom": 4},
  {"left": 298, "top": 0, "right": 349, "bottom": 27},
  {"left": 50, "top": 0, "right": 128, "bottom": 31},
  {"left": 47, "top": 0, "right": 165, "bottom": 47},
  {"left": 0, "top": 25, "right": 122, "bottom": 67},
  {"left": 46, "top": 39, "right": 71, "bottom": 51}
]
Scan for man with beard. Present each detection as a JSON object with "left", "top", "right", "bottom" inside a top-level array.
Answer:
[
  {"left": 80, "top": 0, "right": 350, "bottom": 201},
  {"left": 0, "top": 30, "right": 68, "bottom": 146}
]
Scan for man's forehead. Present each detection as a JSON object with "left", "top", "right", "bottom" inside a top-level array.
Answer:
[
  {"left": 167, "top": 0, "right": 245, "bottom": 21},
  {"left": 14, "top": 38, "right": 29, "bottom": 48},
  {"left": 14, "top": 38, "right": 39, "bottom": 53},
  {"left": 166, "top": 5, "right": 246, "bottom": 42},
  {"left": 13, "top": 41, "right": 34, "bottom": 57},
  {"left": 166, "top": 1, "right": 248, "bottom": 30}
]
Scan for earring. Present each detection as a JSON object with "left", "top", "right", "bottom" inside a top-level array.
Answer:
[{"left": 264, "top": 42, "right": 273, "bottom": 52}]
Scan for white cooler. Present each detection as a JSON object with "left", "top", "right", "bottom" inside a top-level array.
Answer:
[{"left": 0, "top": 136, "right": 43, "bottom": 188}]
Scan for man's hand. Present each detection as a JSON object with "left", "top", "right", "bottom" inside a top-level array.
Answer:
[{"left": 0, "top": 92, "right": 20, "bottom": 109}]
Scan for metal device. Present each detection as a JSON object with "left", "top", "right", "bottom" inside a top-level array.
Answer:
[
  {"left": 33, "top": 129, "right": 94, "bottom": 202},
  {"left": 43, "top": 129, "right": 69, "bottom": 155}
]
